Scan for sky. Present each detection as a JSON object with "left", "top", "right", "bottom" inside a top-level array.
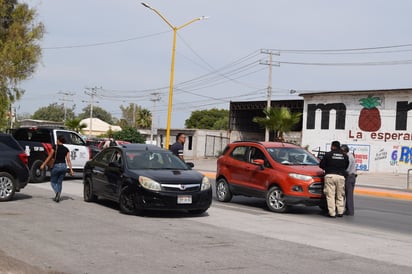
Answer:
[{"left": 18, "top": 0, "right": 412, "bottom": 128}]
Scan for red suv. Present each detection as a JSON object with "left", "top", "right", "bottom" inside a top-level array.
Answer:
[{"left": 216, "top": 141, "right": 325, "bottom": 213}]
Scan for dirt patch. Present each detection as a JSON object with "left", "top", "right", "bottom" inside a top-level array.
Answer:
[{"left": 0, "top": 249, "right": 66, "bottom": 274}]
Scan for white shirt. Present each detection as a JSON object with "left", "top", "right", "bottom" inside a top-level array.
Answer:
[{"left": 346, "top": 153, "right": 357, "bottom": 175}]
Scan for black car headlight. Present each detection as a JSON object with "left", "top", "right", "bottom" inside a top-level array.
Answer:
[
  {"left": 201, "top": 176, "right": 211, "bottom": 191},
  {"left": 139, "top": 176, "right": 161, "bottom": 191}
]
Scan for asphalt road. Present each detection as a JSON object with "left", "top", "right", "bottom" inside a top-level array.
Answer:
[{"left": 1, "top": 178, "right": 411, "bottom": 274}]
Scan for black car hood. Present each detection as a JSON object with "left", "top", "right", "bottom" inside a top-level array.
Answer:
[{"left": 130, "top": 169, "right": 204, "bottom": 184}]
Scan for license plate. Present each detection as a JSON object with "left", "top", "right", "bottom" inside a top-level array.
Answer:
[{"left": 177, "top": 195, "right": 192, "bottom": 204}]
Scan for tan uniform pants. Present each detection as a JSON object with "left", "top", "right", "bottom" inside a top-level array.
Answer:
[{"left": 324, "top": 174, "right": 345, "bottom": 216}]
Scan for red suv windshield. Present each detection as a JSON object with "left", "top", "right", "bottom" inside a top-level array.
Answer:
[{"left": 266, "top": 147, "right": 319, "bottom": 166}]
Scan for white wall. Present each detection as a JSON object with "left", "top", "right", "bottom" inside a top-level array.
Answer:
[{"left": 302, "top": 90, "right": 412, "bottom": 173}]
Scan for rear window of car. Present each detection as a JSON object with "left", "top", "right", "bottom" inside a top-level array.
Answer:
[
  {"left": 13, "top": 128, "right": 52, "bottom": 143},
  {"left": 0, "top": 134, "right": 22, "bottom": 151}
]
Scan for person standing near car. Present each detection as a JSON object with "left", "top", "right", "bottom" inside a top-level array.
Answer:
[
  {"left": 341, "top": 144, "right": 357, "bottom": 216},
  {"left": 40, "top": 135, "right": 74, "bottom": 202},
  {"left": 319, "top": 141, "right": 349, "bottom": 218},
  {"left": 169, "top": 133, "right": 185, "bottom": 161}
]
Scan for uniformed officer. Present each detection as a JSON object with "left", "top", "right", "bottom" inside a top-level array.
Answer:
[{"left": 319, "top": 141, "right": 349, "bottom": 218}]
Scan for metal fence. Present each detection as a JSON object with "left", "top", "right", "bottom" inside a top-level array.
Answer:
[{"left": 204, "top": 135, "right": 229, "bottom": 157}]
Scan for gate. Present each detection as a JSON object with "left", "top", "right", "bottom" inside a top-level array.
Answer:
[{"left": 204, "top": 135, "right": 229, "bottom": 157}]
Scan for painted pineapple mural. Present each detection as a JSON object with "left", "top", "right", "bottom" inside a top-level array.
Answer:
[{"left": 358, "top": 95, "right": 381, "bottom": 131}]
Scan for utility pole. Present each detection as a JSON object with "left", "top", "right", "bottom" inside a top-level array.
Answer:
[
  {"left": 84, "top": 87, "right": 100, "bottom": 138},
  {"left": 58, "top": 91, "right": 75, "bottom": 122},
  {"left": 150, "top": 92, "right": 161, "bottom": 145},
  {"left": 260, "top": 49, "right": 280, "bottom": 141}
]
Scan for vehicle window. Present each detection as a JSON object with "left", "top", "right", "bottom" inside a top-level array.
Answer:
[
  {"left": 249, "top": 147, "right": 271, "bottom": 168},
  {"left": 56, "top": 131, "right": 85, "bottom": 146},
  {"left": 266, "top": 147, "right": 319, "bottom": 166},
  {"left": 126, "top": 150, "right": 188, "bottom": 170},
  {"left": 230, "top": 146, "right": 247, "bottom": 162},
  {"left": 111, "top": 151, "right": 123, "bottom": 165},
  {"left": 13, "top": 128, "right": 51, "bottom": 143},
  {"left": 69, "top": 132, "right": 86, "bottom": 145},
  {"left": 95, "top": 149, "right": 115, "bottom": 165},
  {"left": 0, "top": 135, "right": 22, "bottom": 150}
]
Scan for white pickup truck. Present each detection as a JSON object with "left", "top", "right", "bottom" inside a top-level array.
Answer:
[{"left": 12, "top": 127, "right": 91, "bottom": 183}]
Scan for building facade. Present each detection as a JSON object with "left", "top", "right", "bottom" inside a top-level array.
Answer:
[{"left": 301, "top": 89, "right": 412, "bottom": 173}]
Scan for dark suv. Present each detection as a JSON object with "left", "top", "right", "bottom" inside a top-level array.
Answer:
[
  {"left": 216, "top": 141, "right": 325, "bottom": 213},
  {"left": 0, "top": 133, "right": 29, "bottom": 201}
]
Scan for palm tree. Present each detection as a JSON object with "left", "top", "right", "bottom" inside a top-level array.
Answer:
[
  {"left": 137, "top": 108, "right": 152, "bottom": 129},
  {"left": 65, "top": 118, "right": 87, "bottom": 133},
  {"left": 253, "top": 107, "right": 302, "bottom": 141}
]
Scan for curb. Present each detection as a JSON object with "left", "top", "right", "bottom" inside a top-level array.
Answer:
[
  {"left": 198, "top": 171, "right": 412, "bottom": 201},
  {"left": 354, "top": 187, "right": 412, "bottom": 201}
]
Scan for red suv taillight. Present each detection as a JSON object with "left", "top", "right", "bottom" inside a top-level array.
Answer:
[{"left": 18, "top": 152, "right": 29, "bottom": 166}]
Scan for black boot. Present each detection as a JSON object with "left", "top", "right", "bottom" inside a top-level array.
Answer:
[{"left": 55, "top": 192, "right": 61, "bottom": 203}]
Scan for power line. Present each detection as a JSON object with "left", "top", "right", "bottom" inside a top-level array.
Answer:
[{"left": 42, "top": 31, "right": 170, "bottom": 50}]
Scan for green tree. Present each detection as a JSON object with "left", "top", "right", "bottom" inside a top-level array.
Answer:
[
  {"left": 78, "top": 105, "right": 113, "bottom": 124},
  {"left": 120, "top": 103, "right": 152, "bottom": 129},
  {"left": 0, "top": 0, "right": 44, "bottom": 129},
  {"left": 32, "top": 103, "right": 74, "bottom": 122},
  {"left": 185, "top": 108, "right": 229, "bottom": 130},
  {"left": 65, "top": 118, "right": 87, "bottom": 133},
  {"left": 113, "top": 127, "right": 145, "bottom": 143},
  {"left": 253, "top": 107, "right": 302, "bottom": 141}
]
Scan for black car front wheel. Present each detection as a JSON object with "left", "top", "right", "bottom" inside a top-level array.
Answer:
[
  {"left": 119, "top": 187, "right": 143, "bottom": 215},
  {"left": 0, "top": 172, "right": 16, "bottom": 201},
  {"left": 83, "top": 177, "right": 97, "bottom": 202}
]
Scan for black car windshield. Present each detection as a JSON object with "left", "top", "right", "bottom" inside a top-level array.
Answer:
[
  {"left": 125, "top": 150, "right": 188, "bottom": 170},
  {"left": 266, "top": 147, "right": 319, "bottom": 166}
]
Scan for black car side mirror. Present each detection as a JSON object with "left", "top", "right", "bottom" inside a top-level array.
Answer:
[{"left": 186, "top": 162, "right": 194, "bottom": 169}]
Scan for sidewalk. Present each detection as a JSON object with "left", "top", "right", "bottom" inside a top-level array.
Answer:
[{"left": 191, "top": 158, "right": 412, "bottom": 201}]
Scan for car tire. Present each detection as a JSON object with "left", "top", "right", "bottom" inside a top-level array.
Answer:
[
  {"left": 119, "top": 187, "right": 143, "bottom": 215},
  {"left": 30, "top": 160, "right": 46, "bottom": 183},
  {"left": 266, "top": 186, "right": 288, "bottom": 213},
  {"left": 216, "top": 178, "right": 232, "bottom": 202},
  {"left": 83, "top": 177, "right": 97, "bottom": 202},
  {"left": 188, "top": 208, "right": 208, "bottom": 215},
  {"left": 0, "top": 172, "right": 16, "bottom": 201}
]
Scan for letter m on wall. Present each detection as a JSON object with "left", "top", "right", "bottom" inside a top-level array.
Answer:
[{"left": 306, "top": 103, "right": 346, "bottom": 130}]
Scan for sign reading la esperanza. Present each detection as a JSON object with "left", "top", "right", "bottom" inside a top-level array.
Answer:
[
  {"left": 306, "top": 95, "right": 412, "bottom": 142},
  {"left": 304, "top": 93, "right": 412, "bottom": 172}
]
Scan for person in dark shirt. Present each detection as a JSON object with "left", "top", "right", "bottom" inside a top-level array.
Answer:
[
  {"left": 169, "top": 133, "right": 186, "bottom": 161},
  {"left": 319, "top": 141, "right": 349, "bottom": 218},
  {"left": 41, "top": 135, "right": 74, "bottom": 202}
]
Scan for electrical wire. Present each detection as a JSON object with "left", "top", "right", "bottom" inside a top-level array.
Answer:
[{"left": 42, "top": 30, "right": 170, "bottom": 50}]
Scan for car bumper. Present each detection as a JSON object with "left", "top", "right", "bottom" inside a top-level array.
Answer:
[
  {"left": 136, "top": 188, "right": 213, "bottom": 211},
  {"left": 284, "top": 195, "right": 324, "bottom": 206}
]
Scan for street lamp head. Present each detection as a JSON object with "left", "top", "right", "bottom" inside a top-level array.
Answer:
[
  {"left": 200, "top": 16, "right": 210, "bottom": 20},
  {"left": 141, "top": 2, "right": 152, "bottom": 9}
]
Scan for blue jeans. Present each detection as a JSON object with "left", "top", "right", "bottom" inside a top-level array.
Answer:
[{"left": 50, "top": 163, "right": 67, "bottom": 194}]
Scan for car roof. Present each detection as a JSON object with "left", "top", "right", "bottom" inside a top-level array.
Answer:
[
  {"left": 231, "top": 141, "right": 300, "bottom": 149},
  {"left": 119, "top": 143, "right": 165, "bottom": 151}
]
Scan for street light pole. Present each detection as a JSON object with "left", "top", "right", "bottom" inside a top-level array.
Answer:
[{"left": 141, "top": 2, "right": 207, "bottom": 149}]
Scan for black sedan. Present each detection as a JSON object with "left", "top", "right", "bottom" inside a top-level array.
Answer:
[{"left": 83, "top": 144, "right": 212, "bottom": 215}]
